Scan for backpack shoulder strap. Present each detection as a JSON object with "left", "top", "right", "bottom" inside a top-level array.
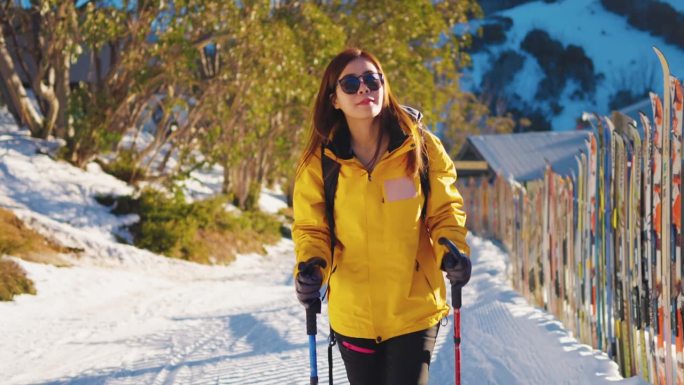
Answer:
[
  {"left": 400, "top": 105, "right": 430, "bottom": 220},
  {"left": 418, "top": 127, "right": 430, "bottom": 222},
  {"left": 321, "top": 145, "right": 340, "bottom": 385},
  {"left": 321, "top": 145, "right": 340, "bottom": 257}
]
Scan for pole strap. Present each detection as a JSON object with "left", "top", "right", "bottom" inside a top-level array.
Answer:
[{"left": 328, "top": 327, "right": 337, "bottom": 385}]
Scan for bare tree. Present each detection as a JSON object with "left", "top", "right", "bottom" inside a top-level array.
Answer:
[{"left": 0, "top": 0, "right": 79, "bottom": 138}]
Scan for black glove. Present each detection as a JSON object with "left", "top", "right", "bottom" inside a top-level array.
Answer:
[
  {"left": 441, "top": 252, "right": 472, "bottom": 289},
  {"left": 295, "top": 257, "right": 326, "bottom": 308}
]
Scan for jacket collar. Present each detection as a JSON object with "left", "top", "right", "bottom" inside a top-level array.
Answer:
[{"left": 324, "top": 120, "right": 409, "bottom": 160}]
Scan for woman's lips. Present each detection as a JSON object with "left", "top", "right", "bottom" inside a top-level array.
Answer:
[{"left": 357, "top": 98, "right": 374, "bottom": 105}]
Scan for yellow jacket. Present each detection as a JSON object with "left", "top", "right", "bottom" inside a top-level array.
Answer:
[{"left": 293, "top": 124, "right": 469, "bottom": 342}]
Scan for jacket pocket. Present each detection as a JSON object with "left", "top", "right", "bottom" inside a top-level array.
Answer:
[
  {"left": 409, "top": 260, "right": 437, "bottom": 303},
  {"left": 383, "top": 176, "right": 418, "bottom": 202},
  {"left": 382, "top": 181, "right": 422, "bottom": 239}
]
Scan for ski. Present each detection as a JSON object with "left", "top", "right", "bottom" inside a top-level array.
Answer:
[
  {"left": 655, "top": 46, "right": 674, "bottom": 385},
  {"left": 641, "top": 110, "right": 658, "bottom": 384},
  {"left": 668, "top": 75, "right": 684, "bottom": 385}
]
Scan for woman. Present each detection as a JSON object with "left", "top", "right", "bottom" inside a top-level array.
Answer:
[{"left": 292, "top": 48, "right": 471, "bottom": 385}]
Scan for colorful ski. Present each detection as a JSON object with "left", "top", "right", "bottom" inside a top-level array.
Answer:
[
  {"left": 655, "top": 47, "right": 674, "bottom": 385},
  {"left": 641, "top": 110, "right": 658, "bottom": 384}
]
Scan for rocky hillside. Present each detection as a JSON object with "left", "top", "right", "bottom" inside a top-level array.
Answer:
[{"left": 463, "top": 0, "right": 684, "bottom": 131}]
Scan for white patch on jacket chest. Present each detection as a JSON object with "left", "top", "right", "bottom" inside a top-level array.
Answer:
[{"left": 384, "top": 177, "right": 417, "bottom": 202}]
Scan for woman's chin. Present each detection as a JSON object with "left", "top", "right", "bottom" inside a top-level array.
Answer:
[{"left": 346, "top": 106, "right": 382, "bottom": 120}]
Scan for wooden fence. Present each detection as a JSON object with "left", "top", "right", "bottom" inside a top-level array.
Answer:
[{"left": 457, "top": 76, "right": 684, "bottom": 384}]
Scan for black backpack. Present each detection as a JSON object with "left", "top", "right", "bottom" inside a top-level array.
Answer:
[{"left": 320, "top": 105, "right": 431, "bottom": 256}]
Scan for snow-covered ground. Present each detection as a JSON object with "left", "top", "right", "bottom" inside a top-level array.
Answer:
[
  {"left": 0, "top": 114, "right": 647, "bottom": 384},
  {"left": 462, "top": 0, "right": 684, "bottom": 131}
]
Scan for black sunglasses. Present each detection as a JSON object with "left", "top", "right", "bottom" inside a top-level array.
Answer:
[{"left": 337, "top": 73, "right": 384, "bottom": 94}]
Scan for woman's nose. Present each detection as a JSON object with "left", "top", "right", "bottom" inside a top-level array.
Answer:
[{"left": 357, "top": 82, "right": 370, "bottom": 94}]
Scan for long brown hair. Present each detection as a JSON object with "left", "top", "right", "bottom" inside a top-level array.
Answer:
[{"left": 296, "top": 48, "right": 424, "bottom": 178}]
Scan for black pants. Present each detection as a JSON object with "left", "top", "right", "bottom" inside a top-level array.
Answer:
[{"left": 334, "top": 323, "right": 440, "bottom": 385}]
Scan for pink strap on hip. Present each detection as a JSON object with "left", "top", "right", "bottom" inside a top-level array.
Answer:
[{"left": 342, "top": 341, "right": 376, "bottom": 354}]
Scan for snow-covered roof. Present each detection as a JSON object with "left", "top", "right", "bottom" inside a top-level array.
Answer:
[
  {"left": 456, "top": 130, "right": 591, "bottom": 182},
  {"left": 618, "top": 98, "right": 651, "bottom": 127}
]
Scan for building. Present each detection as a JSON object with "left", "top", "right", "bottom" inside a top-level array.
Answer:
[{"left": 454, "top": 130, "right": 593, "bottom": 182}]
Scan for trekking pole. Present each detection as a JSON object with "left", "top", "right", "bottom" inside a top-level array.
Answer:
[
  {"left": 299, "top": 260, "right": 325, "bottom": 385},
  {"left": 306, "top": 299, "right": 321, "bottom": 385},
  {"left": 438, "top": 237, "right": 467, "bottom": 385}
]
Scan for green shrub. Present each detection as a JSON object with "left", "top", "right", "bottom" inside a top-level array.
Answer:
[
  {"left": 234, "top": 210, "right": 282, "bottom": 238},
  {"left": 99, "top": 189, "right": 282, "bottom": 264},
  {"left": 98, "top": 150, "right": 144, "bottom": 183},
  {"left": 0, "top": 259, "right": 36, "bottom": 301},
  {"left": 60, "top": 85, "right": 123, "bottom": 167}
]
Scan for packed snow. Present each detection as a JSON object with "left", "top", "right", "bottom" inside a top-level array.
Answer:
[
  {"left": 462, "top": 0, "right": 684, "bottom": 131},
  {"left": 0, "top": 112, "right": 647, "bottom": 384}
]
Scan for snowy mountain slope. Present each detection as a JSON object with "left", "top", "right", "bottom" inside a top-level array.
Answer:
[
  {"left": 462, "top": 0, "right": 684, "bottom": 131},
  {"left": 0, "top": 112, "right": 646, "bottom": 384},
  {"left": 661, "top": 0, "right": 684, "bottom": 15}
]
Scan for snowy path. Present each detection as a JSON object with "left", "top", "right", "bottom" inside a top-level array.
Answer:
[
  {"left": 1, "top": 235, "right": 645, "bottom": 385},
  {"left": 0, "top": 119, "right": 643, "bottom": 384}
]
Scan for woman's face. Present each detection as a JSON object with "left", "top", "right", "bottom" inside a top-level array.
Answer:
[{"left": 332, "top": 57, "right": 384, "bottom": 121}]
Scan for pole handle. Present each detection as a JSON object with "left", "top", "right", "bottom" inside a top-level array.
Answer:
[
  {"left": 438, "top": 237, "right": 466, "bottom": 310},
  {"left": 453, "top": 287, "right": 462, "bottom": 309},
  {"left": 437, "top": 237, "right": 466, "bottom": 260},
  {"left": 299, "top": 258, "right": 325, "bottom": 336},
  {"left": 306, "top": 300, "right": 321, "bottom": 335}
]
